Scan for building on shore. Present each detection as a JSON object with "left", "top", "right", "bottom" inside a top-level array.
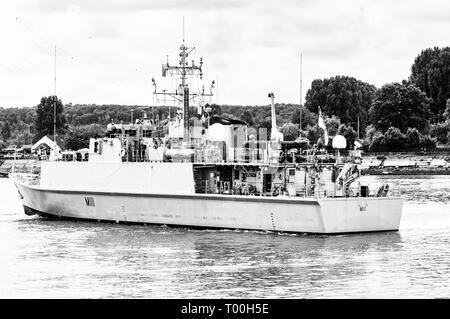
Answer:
[{"left": 31, "top": 135, "right": 65, "bottom": 160}]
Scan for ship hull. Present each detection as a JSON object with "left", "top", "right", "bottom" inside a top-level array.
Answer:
[{"left": 15, "top": 181, "right": 403, "bottom": 234}]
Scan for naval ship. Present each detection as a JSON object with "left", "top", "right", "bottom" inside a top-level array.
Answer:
[{"left": 11, "top": 40, "right": 403, "bottom": 234}]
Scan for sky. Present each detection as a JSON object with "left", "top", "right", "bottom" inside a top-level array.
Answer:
[{"left": 1, "top": 0, "right": 449, "bottom": 108}]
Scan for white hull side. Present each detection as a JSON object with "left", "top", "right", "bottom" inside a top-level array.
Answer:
[
  {"left": 15, "top": 181, "right": 403, "bottom": 234},
  {"left": 318, "top": 197, "right": 403, "bottom": 233}
]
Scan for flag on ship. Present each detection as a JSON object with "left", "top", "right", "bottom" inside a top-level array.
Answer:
[{"left": 318, "top": 107, "right": 329, "bottom": 145}]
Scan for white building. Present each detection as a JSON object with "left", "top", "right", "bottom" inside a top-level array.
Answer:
[{"left": 31, "top": 135, "right": 65, "bottom": 160}]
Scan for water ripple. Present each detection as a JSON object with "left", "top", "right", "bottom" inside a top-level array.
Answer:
[{"left": 0, "top": 176, "right": 450, "bottom": 298}]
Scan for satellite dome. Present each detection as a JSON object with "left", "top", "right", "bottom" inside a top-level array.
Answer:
[{"left": 332, "top": 135, "right": 347, "bottom": 149}]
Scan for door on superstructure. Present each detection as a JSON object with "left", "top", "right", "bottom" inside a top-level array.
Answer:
[
  {"left": 220, "top": 166, "right": 233, "bottom": 194},
  {"left": 263, "top": 173, "right": 272, "bottom": 194}
]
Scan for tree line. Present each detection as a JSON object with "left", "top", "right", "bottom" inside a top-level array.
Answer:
[{"left": 0, "top": 46, "right": 449, "bottom": 152}]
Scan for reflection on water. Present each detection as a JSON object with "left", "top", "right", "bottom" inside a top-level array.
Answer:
[{"left": 0, "top": 176, "right": 449, "bottom": 298}]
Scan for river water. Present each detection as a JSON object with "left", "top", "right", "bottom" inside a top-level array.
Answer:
[{"left": 0, "top": 175, "right": 449, "bottom": 298}]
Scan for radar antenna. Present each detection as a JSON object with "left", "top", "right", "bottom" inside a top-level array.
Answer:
[{"left": 152, "top": 19, "right": 214, "bottom": 142}]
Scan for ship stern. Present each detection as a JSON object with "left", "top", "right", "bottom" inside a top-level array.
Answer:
[{"left": 318, "top": 197, "right": 404, "bottom": 234}]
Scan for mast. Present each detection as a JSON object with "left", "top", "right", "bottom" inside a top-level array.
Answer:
[
  {"left": 299, "top": 52, "right": 303, "bottom": 131},
  {"left": 53, "top": 46, "right": 57, "bottom": 149},
  {"left": 179, "top": 16, "right": 189, "bottom": 141},
  {"left": 153, "top": 19, "right": 213, "bottom": 143}
]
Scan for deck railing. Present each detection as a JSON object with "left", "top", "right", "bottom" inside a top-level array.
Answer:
[{"left": 197, "top": 178, "right": 401, "bottom": 199}]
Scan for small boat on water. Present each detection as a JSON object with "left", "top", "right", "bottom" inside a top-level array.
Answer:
[{"left": 11, "top": 40, "right": 403, "bottom": 234}]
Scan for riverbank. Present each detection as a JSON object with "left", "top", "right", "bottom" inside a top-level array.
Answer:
[
  {"left": 361, "top": 167, "right": 450, "bottom": 175},
  {"left": 360, "top": 152, "right": 450, "bottom": 175}
]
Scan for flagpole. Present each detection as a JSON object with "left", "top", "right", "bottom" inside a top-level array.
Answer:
[
  {"left": 299, "top": 52, "right": 302, "bottom": 132},
  {"left": 53, "top": 45, "right": 57, "bottom": 159}
]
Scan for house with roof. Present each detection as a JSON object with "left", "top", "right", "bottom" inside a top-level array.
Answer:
[{"left": 32, "top": 135, "right": 65, "bottom": 160}]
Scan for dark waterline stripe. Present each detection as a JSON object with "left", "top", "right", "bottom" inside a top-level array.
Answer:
[{"left": 21, "top": 184, "right": 321, "bottom": 205}]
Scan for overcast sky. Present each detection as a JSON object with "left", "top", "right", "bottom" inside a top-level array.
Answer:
[{"left": 1, "top": 0, "right": 449, "bottom": 108}]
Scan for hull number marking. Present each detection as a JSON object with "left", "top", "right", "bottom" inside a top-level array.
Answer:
[{"left": 85, "top": 196, "right": 95, "bottom": 206}]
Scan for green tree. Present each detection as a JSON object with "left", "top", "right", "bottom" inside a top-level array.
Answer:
[
  {"left": 363, "top": 125, "right": 382, "bottom": 152},
  {"left": 410, "top": 47, "right": 450, "bottom": 121},
  {"left": 429, "top": 122, "right": 450, "bottom": 145},
  {"left": 368, "top": 132, "right": 386, "bottom": 152},
  {"left": 34, "top": 96, "right": 66, "bottom": 142},
  {"left": 65, "top": 124, "right": 105, "bottom": 150},
  {"left": 369, "top": 82, "right": 432, "bottom": 133},
  {"left": 280, "top": 123, "right": 300, "bottom": 141},
  {"left": 11, "top": 130, "right": 33, "bottom": 146},
  {"left": 337, "top": 124, "right": 357, "bottom": 149},
  {"left": 419, "top": 135, "right": 436, "bottom": 150},
  {"left": 305, "top": 125, "right": 322, "bottom": 145},
  {"left": 383, "top": 127, "right": 407, "bottom": 151},
  {"left": 405, "top": 127, "right": 422, "bottom": 149},
  {"left": 240, "top": 110, "right": 254, "bottom": 126},
  {"left": 1, "top": 121, "right": 11, "bottom": 141},
  {"left": 304, "top": 75, "right": 376, "bottom": 135},
  {"left": 291, "top": 106, "right": 318, "bottom": 129},
  {"left": 324, "top": 115, "right": 341, "bottom": 136}
]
